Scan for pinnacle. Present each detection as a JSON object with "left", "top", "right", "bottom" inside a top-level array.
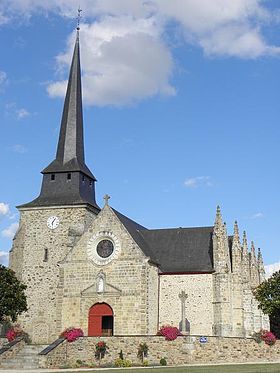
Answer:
[
  {"left": 234, "top": 220, "right": 239, "bottom": 236},
  {"left": 258, "top": 247, "right": 264, "bottom": 263},
  {"left": 214, "top": 205, "right": 223, "bottom": 228},
  {"left": 242, "top": 231, "right": 248, "bottom": 253},
  {"left": 232, "top": 220, "right": 240, "bottom": 246}
]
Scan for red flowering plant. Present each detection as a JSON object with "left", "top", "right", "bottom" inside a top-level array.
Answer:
[
  {"left": 261, "top": 330, "right": 277, "bottom": 346},
  {"left": 6, "top": 324, "right": 31, "bottom": 344},
  {"left": 158, "top": 325, "right": 182, "bottom": 341},
  {"left": 60, "top": 327, "right": 84, "bottom": 342},
  {"left": 95, "top": 341, "right": 109, "bottom": 361}
]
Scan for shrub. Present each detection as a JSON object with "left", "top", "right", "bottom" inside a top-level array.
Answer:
[
  {"left": 143, "top": 359, "right": 149, "bottom": 366},
  {"left": 158, "top": 325, "right": 182, "bottom": 341},
  {"left": 261, "top": 330, "right": 276, "bottom": 346},
  {"left": 114, "top": 358, "right": 132, "bottom": 367},
  {"left": 60, "top": 327, "right": 84, "bottom": 342},
  {"left": 95, "top": 340, "right": 108, "bottom": 360},
  {"left": 160, "top": 357, "right": 167, "bottom": 366},
  {"left": 6, "top": 324, "right": 31, "bottom": 344},
  {"left": 252, "top": 330, "right": 263, "bottom": 344},
  {"left": 137, "top": 342, "right": 149, "bottom": 361},
  {"left": 252, "top": 329, "right": 277, "bottom": 346}
]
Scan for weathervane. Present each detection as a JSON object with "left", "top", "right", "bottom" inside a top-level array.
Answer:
[{"left": 77, "top": 7, "right": 82, "bottom": 31}]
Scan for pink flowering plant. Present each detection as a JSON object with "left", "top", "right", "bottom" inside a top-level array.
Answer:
[
  {"left": 95, "top": 341, "right": 109, "bottom": 361},
  {"left": 6, "top": 324, "right": 31, "bottom": 344},
  {"left": 261, "top": 330, "right": 276, "bottom": 346},
  {"left": 158, "top": 325, "right": 182, "bottom": 341},
  {"left": 60, "top": 327, "right": 84, "bottom": 342},
  {"left": 252, "top": 329, "right": 276, "bottom": 346}
]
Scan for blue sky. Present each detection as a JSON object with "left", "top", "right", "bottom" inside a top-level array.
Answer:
[{"left": 0, "top": 1, "right": 279, "bottom": 275}]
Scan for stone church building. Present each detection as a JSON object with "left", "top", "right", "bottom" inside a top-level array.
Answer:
[{"left": 9, "top": 30, "right": 269, "bottom": 344}]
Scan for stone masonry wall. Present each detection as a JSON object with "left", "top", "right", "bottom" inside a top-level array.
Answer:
[
  {"left": 0, "top": 339, "right": 7, "bottom": 348},
  {"left": 40, "top": 336, "right": 280, "bottom": 368},
  {"left": 10, "top": 206, "right": 97, "bottom": 344},
  {"left": 59, "top": 205, "right": 159, "bottom": 336},
  {"left": 159, "top": 274, "right": 213, "bottom": 335}
]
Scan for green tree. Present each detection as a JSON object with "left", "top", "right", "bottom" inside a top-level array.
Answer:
[
  {"left": 254, "top": 270, "right": 280, "bottom": 338},
  {"left": 0, "top": 265, "right": 27, "bottom": 323}
]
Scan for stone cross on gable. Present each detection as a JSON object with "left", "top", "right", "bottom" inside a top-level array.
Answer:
[
  {"left": 179, "top": 290, "right": 188, "bottom": 334},
  {"left": 103, "top": 194, "right": 110, "bottom": 206}
]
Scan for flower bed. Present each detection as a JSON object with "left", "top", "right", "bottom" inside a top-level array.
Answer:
[
  {"left": 158, "top": 325, "right": 182, "bottom": 341},
  {"left": 60, "top": 327, "right": 84, "bottom": 342}
]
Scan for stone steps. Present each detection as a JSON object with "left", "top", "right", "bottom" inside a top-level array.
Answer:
[{"left": 0, "top": 344, "right": 48, "bottom": 369}]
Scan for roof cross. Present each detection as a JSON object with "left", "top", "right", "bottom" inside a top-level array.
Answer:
[
  {"left": 179, "top": 290, "right": 188, "bottom": 301},
  {"left": 103, "top": 194, "right": 111, "bottom": 206}
]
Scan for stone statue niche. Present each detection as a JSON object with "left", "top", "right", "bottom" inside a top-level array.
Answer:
[{"left": 96, "top": 271, "right": 106, "bottom": 293}]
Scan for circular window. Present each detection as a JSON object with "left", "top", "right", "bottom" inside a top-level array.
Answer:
[
  {"left": 96, "top": 239, "right": 114, "bottom": 258},
  {"left": 87, "top": 231, "right": 121, "bottom": 266}
]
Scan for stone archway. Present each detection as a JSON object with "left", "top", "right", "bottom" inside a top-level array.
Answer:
[{"left": 88, "top": 302, "right": 114, "bottom": 337}]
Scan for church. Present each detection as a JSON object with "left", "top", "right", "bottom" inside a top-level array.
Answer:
[{"left": 9, "top": 29, "right": 269, "bottom": 344}]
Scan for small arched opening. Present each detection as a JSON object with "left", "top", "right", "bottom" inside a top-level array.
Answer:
[{"left": 88, "top": 302, "right": 113, "bottom": 337}]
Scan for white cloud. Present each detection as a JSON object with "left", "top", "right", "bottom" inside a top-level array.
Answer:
[
  {"left": 1, "top": 222, "right": 19, "bottom": 239},
  {"left": 0, "top": 203, "right": 10, "bottom": 216},
  {"left": 48, "top": 18, "right": 175, "bottom": 106},
  {"left": 2, "top": 1, "right": 280, "bottom": 105},
  {"left": 184, "top": 176, "right": 213, "bottom": 188},
  {"left": 0, "top": 12, "right": 9, "bottom": 25},
  {"left": 265, "top": 261, "right": 280, "bottom": 278},
  {"left": 0, "top": 70, "right": 7, "bottom": 84},
  {"left": 5, "top": 103, "right": 32, "bottom": 119},
  {"left": 10, "top": 144, "right": 27, "bottom": 154},
  {"left": 250, "top": 212, "right": 264, "bottom": 219},
  {"left": 154, "top": 0, "right": 278, "bottom": 58},
  {"left": 0, "top": 70, "right": 7, "bottom": 91},
  {"left": 16, "top": 108, "right": 30, "bottom": 119},
  {"left": 0, "top": 250, "right": 9, "bottom": 266}
]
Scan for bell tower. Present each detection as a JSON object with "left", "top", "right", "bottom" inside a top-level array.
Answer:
[
  {"left": 19, "top": 30, "right": 99, "bottom": 213},
  {"left": 10, "top": 26, "right": 100, "bottom": 343}
]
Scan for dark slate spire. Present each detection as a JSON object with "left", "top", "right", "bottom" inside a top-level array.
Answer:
[
  {"left": 19, "top": 30, "right": 100, "bottom": 212},
  {"left": 43, "top": 31, "right": 94, "bottom": 179}
]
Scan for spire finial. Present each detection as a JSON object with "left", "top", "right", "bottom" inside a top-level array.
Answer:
[{"left": 77, "top": 7, "right": 82, "bottom": 31}]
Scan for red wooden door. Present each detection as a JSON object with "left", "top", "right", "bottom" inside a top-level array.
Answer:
[{"left": 88, "top": 303, "right": 113, "bottom": 337}]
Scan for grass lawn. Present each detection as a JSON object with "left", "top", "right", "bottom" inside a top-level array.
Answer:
[{"left": 61, "top": 363, "right": 280, "bottom": 373}]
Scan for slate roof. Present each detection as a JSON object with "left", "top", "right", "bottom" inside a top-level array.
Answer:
[
  {"left": 20, "top": 31, "right": 99, "bottom": 210},
  {"left": 43, "top": 31, "right": 95, "bottom": 180},
  {"left": 113, "top": 208, "right": 214, "bottom": 273}
]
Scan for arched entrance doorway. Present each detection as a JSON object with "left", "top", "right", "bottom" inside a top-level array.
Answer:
[{"left": 88, "top": 303, "right": 114, "bottom": 337}]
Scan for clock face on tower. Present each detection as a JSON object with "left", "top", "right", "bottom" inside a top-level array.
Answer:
[{"left": 47, "top": 216, "right": 60, "bottom": 230}]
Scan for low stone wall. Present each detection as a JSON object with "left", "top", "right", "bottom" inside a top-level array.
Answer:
[
  {"left": 0, "top": 339, "right": 7, "bottom": 348},
  {"left": 0, "top": 339, "right": 25, "bottom": 367},
  {"left": 40, "top": 336, "right": 280, "bottom": 368}
]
